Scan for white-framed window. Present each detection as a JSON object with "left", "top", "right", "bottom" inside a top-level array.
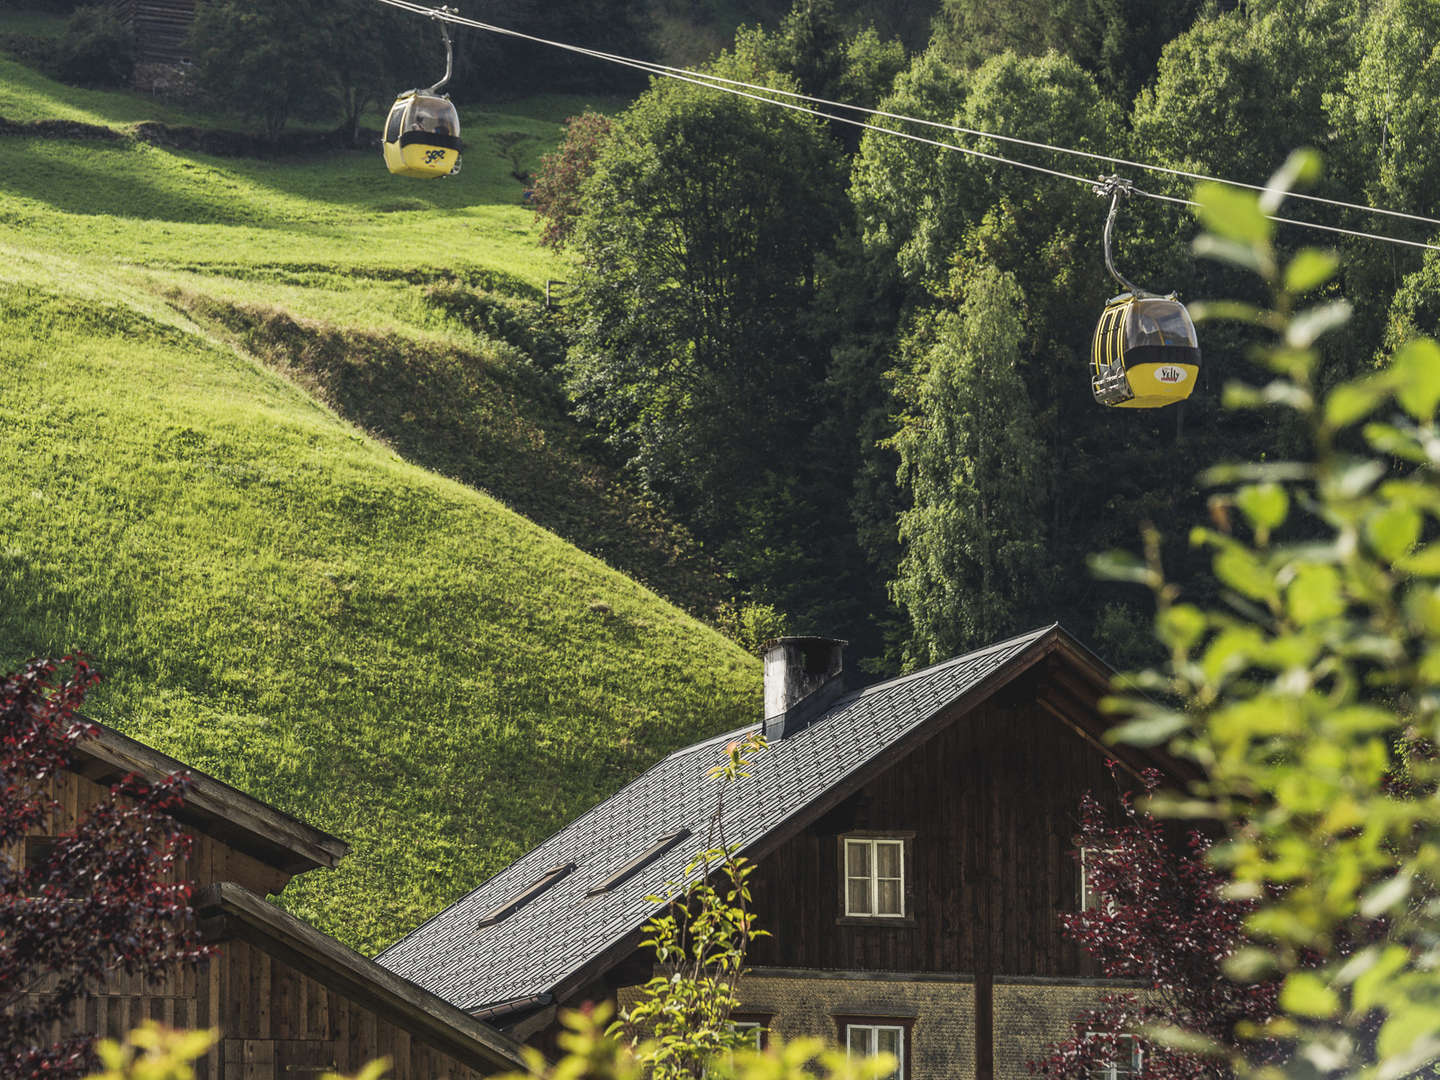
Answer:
[
  {"left": 729, "top": 1021, "right": 765, "bottom": 1050},
  {"left": 845, "top": 1023, "right": 904, "bottom": 1079},
  {"left": 1087, "top": 1032, "right": 1142, "bottom": 1080},
  {"left": 1079, "top": 847, "right": 1120, "bottom": 912},
  {"left": 844, "top": 837, "right": 905, "bottom": 917}
]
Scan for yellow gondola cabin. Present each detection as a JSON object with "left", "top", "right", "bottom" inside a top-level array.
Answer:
[
  {"left": 1090, "top": 292, "right": 1201, "bottom": 408},
  {"left": 382, "top": 92, "right": 462, "bottom": 179},
  {"left": 1089, "top": 176, "right": 1201, "bottom": 409}
]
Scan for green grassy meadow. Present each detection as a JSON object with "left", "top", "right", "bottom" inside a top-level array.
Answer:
[{"left": 0, "top": 41, "right": 759, "bottom": 952}]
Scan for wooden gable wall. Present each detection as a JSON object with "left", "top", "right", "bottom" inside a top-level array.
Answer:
[
  {"left": 745, "top": 665, "right": 1125, "bottom": 978},
  {"left": 19, "top": 767, "right": 507, "bottom": 1078},
  {"left": 13, "top": 767, "right": 291, "bottom": 898}
]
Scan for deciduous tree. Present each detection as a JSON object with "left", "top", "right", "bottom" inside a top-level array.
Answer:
[
  {"left": 0, "top": 657, "right": 206, "bottom": 1079},
  {"left": 1096, "top": 151, "right": 1440, "bottom": 1077},
  {"left": 889, "top": 265, "right": 1046, "bottom": 663},
  {"left": 1032, "top": 770, "right": 1279, "bottom": 1080},
  {"left": 531, "top": 111, "right": 613, "bottom": 250},
  {"left": 562, "top": 53, "right": 847, "bottom": 607}
]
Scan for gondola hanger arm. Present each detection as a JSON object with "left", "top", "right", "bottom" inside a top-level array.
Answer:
[
  {"left": 427, "top": 6, "right": 458, "bottom": 95},
  {"left": 1094, "top": 174, "right": 1153, "bottom": 299}
]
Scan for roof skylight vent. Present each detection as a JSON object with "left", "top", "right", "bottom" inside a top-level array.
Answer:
[
  {"left": 476, "top": 862, "right": 575, "bottom": 928},
  {"left": 587, "top": 829, "right": 692, "bottom": 896}
]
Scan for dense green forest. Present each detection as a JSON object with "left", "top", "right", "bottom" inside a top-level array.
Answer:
[
  {"left": 12, "top": 0, "right": 1439, "bottom": 674},
  {"left": 147, "top": 0, "right": 1437, "bottom": 671},
  {"left": 533, "top": 0, "right": 1440, "bottom": 670}
]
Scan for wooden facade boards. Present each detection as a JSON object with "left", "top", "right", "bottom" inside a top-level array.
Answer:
[
  {"left": 745, "top": 676, "right": 1122, "bottom": 977},
  {"left": 111, "top": 0, "right": 197, "bottom": 67},
  {"left": 18, "top": 747, "right": 523, "bottom": 1078}
]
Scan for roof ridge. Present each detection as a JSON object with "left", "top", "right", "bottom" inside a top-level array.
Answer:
[
  {"left": 661, "top": 723, "right": 762, "bottom": 763},
  {"left": 837, "top": 623, "right": 1056, "bottom": 704}
]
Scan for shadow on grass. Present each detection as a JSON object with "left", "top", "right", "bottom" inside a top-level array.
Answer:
[{"left": 178, "top": 292, "right": 731, "bottom": 622}]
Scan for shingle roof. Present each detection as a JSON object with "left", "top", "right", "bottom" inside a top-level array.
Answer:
[{"left": 375, "top": 625, "right": 1063, "bottom": 1011}]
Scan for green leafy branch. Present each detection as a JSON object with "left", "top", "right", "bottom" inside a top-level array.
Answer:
[{"left": 1092, "top": 149, "right": 1440, "bottom": 1080}]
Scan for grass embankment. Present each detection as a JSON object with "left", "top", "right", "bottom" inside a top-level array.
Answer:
[
  {"left": 180, "top": 292, "right": 730, "bottom": 617},
  {"left": 0, "top": 41, "right": 758, "bottom": 952}
]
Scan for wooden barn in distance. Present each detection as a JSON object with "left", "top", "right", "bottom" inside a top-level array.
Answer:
[
  {"left": 111, "top": 0, "right": 196, "bottom": 67},
  {"left": 377, "top": 625, "right": 1183, "bottom": 1080},
  {"left": 26, "top": 722, "right": 527, "bottom": 1079}
]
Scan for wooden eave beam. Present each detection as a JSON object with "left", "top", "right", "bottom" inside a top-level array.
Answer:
[
  {"left": 195, "top": 883, "right": 529, "bottom": 1072},
  {"left": 72, "top": 722, "right": 349, "bottom": 875},
  {"left": 1041, "top": 657, "right": 1204, "bottom": 786}
]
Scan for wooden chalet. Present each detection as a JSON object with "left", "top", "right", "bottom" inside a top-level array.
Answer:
[
  {"left": 110, "top": 0, "right": 196, "bottom": 67},
  {"left": 26, "top": 723, "right": 528, "bottom": 1079},
  {"left": 377, "top": 625, "right": 1179, "bottom": 1080}
]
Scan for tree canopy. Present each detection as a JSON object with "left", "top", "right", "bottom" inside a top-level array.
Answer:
[
  {"left": 562, "top": 52, "right": 849, "bottom": 622},
  {"left": 890, "top": 266, "right": 1046, "bottom": 663}
]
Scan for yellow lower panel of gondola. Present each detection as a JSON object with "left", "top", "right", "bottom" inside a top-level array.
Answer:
[
  {"left": 1113, "top": 361, "right": 1200, "bottom": 408},
  {"left": 384, "top": 141, "right": 460, "bottom": 179}
]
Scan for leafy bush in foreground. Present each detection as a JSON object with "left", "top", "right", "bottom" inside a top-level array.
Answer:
[{"left": 1099, "top": 151, "right": 1440, "bottom": 1077}]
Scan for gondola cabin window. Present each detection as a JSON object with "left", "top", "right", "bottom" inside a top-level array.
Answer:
[{"left": 843, "top": 836, "right": 905, "bottom": 918}]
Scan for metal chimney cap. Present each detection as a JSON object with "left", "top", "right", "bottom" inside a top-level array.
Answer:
[{"left": 760, "top": 636, "right": 849, "bottom": 651}]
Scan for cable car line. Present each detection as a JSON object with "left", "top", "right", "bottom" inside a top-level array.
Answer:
[
  {"left": 371, "top": 0, "right": 1440, "bottom": 246},
  {"left": 613, "top": 73, "right": 1440, "bottom": 232},
  {"left": 1133, "top": 188, "right": 1440, "bottom": 252},
  {"left": 365, "top": 0, "right": 1440, "bottom": 409},
  {"left": 372, "top": 0, "right": 1104, "bottom": 188},
  {"left": 373, "top": 0, "right": 1440, "bottom": 252}
]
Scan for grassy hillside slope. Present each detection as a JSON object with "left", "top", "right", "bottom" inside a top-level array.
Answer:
[{"left": 0, "top": 47, "right": 758, "bottom": 953}]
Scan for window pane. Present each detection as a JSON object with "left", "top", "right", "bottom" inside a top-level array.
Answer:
[
  {"left": 847, "top": 1027, "right": 871, "bottom": 1057},
  {"left": 848, "top": 877, "right": 872, "bottom": 915},
  {"left": 731, "top": 1022, "right": 762, "bottom": 1050},
  {"left": 846, "top": 840, "right": 870, "bottom": 877},
  {"left": 875, "top": 841, "right": 901, "bottom": 878},
  {"left": 1117, "top": 1037, "right": 1138, "bottom": 1076},
  {"left": 1126, "top": 300, "right": 1196, "bottom": 348},
  {"left": 877, "top": 878, "right": 903, "bottom": 916},
  {"left": 877, "top": 1028, "right": 901, "bottom": 1058}
]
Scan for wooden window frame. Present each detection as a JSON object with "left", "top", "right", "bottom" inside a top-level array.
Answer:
[
  {"left": 24, "top": 836, "right": 57, "bottom": 871},
  {"left": 837, "top": 1016, "right": 913, "bottom": 1080},
  {"left": 837, "top": 832, "right": 915, "bottom": 926},
  {"left": 22, "top": 836, "right": 58, "bottom": 897}
]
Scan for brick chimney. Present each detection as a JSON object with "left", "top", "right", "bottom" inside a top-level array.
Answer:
[{"left": 762, "top": 637, "right": 847, "bottom": 740}]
